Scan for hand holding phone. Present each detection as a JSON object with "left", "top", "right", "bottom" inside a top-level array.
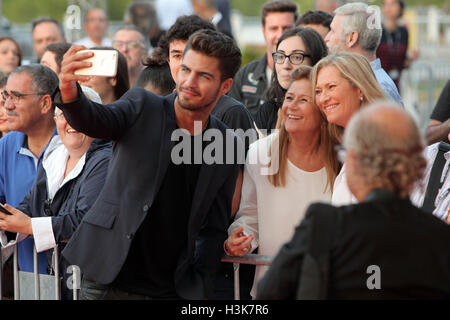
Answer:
[
  {"left": 74, "top": 49, "right": 118, "bottom": 77},
  {"left": 0, "top": 203, "right": 13, "bottom": 215}
]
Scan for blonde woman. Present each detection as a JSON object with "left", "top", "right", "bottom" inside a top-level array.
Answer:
[
  {"left": 225, "top": 66, "right": 340, "bottom": 298},
  {"left": 312, "top": 52, "right": 386, "bottom": 205}
]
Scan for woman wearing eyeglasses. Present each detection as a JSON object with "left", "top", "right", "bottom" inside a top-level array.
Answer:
[
  {"left": 0, "top": 87, "right": 111, "bottom": 299},
  {"left": 225, "top": 66, "right": 340, "bottom": 298},
  {"left": 255, "top": 27, "right": 327, "bottom": 133},
  {"left": 312, "top": 52, "right": 386, "bottom": 205}
]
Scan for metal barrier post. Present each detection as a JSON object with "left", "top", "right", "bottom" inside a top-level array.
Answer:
[
  {"left": 54, "top": 245, "right": 60, "bottom": 300},
  {"left": 13, "top": 245, "right": 19, "bottom": 300},
  {"left": 72, "top": 265, "right": 79, "bottom": 300},
  {"left": 233, "top": 263, "right": 240, "bottom": 300},
  {"left": 222, "top": 254, "right": 274, "bottom": 301},
  {"left": 33, "top": 245, "right": 40, "bottom": 300}
]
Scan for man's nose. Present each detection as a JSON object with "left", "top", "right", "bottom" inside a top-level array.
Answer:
[
  {"left": 275, "top": 30, "right": 284, "bottom": 43},
  {"left": 184, "top": 73, "right": 196, "bottom": 88},
  {"left": 120, "top": 44, "right": 129, "bottom": 54},
  {"left": 4, "top": 98, "right": 15, "bottom": 109}
]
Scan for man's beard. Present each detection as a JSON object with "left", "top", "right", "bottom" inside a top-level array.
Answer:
[
  {"left": 177, "top": 86, "right": 221, "bottom": 112},
  {"left": 327, "top": 40, "right": 346, "bottom": 54}
]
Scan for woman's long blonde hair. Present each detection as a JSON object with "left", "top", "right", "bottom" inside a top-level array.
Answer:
[
  {"left": 311, "top": 52, "right": 387, "bottom": 139},
  {"left": 268, "top": 66, "right": 341, "bottom": 192}
]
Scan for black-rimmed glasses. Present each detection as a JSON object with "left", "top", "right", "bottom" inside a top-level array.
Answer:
[
  {"left": 1, "top": 90, "right": 47, "bottom": 104},
  {"left": 272, "top": 51, "right": 311, "bottom": 65}
]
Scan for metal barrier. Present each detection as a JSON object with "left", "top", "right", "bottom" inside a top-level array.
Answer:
[
  {"left": 221, "top": 253, "right": 273, "bottom": 300},
  {"left": 3, "top": 245, "right": 267, "bottom": 300},
  {"left": 1, "top": 242, "right": 80, "bottom": 300},
  {"left": 401, "top": 60, "right": 450, "bottom": 133}
]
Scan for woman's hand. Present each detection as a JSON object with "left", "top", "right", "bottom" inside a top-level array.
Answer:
[
  {"left": 0, "top": 204, "right": 32, "bottom": 235},
  {"left": 225, "top": 226, "right": 254, "bottom": 257}
]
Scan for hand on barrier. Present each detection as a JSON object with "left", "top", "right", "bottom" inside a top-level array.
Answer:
[{"left": 224, "top": 226, "right": 253, "bottom": 257}]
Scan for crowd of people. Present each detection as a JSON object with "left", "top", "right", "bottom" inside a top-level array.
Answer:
[{"left": 0, "top": 0, "right": 449, "bottom": 301}]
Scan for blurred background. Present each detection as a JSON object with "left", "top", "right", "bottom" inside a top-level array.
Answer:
[{"left": 0, "top": 0, "right": 449, "bottom": 131}]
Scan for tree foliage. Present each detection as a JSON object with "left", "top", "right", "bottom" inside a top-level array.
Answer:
[{"left": 1, "top": 0, "right": 447, "bottom": 24}]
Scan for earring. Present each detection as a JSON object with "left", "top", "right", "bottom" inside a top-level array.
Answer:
[{"left": 360, "top": 96, "right": 364, "bottom": 102}]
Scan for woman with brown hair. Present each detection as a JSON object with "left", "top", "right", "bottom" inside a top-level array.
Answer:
[
  {"left": 0, "top": 75, "right": 9, "bottom": 137},
  {"left": 312, "top": 52, "right": 386, "bottom": 205},
  {"left": 225, "top": 66, "right": 340, "bottom": 298},
  {"left": 0, "top": 37, "right": 21, "bottom": 75},
  {"left": 255, "top": 26, "right": 327, "bottom": 132}
]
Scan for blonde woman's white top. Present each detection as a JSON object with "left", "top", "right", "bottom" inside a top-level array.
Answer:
[{"left": 331, "top": 163, "right": 357, "bottom": 206}]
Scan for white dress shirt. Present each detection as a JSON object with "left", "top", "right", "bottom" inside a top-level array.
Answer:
[{"left": 411, "top": 143, "right": 450, "bottom": 221}]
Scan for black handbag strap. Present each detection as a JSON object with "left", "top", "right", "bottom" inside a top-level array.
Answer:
[{"left": 422, "top": 142, "right": 450, "bottom": 213}]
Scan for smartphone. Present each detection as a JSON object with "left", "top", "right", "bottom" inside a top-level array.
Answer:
[
  {"left": 74, "top": 49, "right": 118, "bottom": 77},
  {"left": 0, "top": 203, "right": 12, "bottom": 215}
]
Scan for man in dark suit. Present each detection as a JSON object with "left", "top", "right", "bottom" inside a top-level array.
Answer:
[
  {"left": 157, "top": 15, "right": 255, "bottom": 136},
  {"left": 257, "top": 101, "right": 450, "bottom": 299},
  {"left": 55, "top": 29, "right": 243, "bottom": 300}
]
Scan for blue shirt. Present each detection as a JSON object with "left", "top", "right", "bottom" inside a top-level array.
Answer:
[
  {"left": 370, "top": 58, "right": 404, "bottom": 106},
  {"left": 0, "top": 130, "right": 56, "bottom": 273}
]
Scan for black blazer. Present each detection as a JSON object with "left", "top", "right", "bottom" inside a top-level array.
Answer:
[
  {"left": 57, "top": 87, "right": 241, "bottom": 299},
  {"left": 257, "top": 189, "right": 450, "bottom": 299}
]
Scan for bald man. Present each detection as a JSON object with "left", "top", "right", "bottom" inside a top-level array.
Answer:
[
  {"left": 32, "top": 18, "right": 66, "bottom": 61},
  {"left": 258, "top": 101, "right": 450, "bottom": 299},
  {"left": 315, "top": 0, "right": 339, "bottom": 14}
]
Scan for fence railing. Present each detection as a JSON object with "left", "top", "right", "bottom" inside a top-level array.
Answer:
[
  {"left": 221, "top": 253, "right": 273, "bottom": 300},
  {"left": 2, "top": 244, "right": 268, "bottom": 300},
  {"left": 1, "top": 242, "right": 80, "bottom": 300}
]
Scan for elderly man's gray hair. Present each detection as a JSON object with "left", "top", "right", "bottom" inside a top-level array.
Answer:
[
  {"left": 10, "top": 64, "right": 59, "bottom": 96},
  {"left": 343, "top": 101, "right": 426, "bottom": 197},
  {"left": 334, "top": 2, "right": 382, "bottom": 55}
]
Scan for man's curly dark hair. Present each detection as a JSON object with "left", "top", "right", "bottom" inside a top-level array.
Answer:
[{"left": 156, "top": 15, "right": 216, "bottom": 61}]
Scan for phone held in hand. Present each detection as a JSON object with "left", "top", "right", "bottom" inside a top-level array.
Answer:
[
  {"left": 0, "top": 203, "right": 12, "bottom": 215},
  {"left": 74, "top": 49, "right": 118, "bottom": 77}
]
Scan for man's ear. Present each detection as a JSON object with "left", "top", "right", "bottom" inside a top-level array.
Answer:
[
  {"left": 346, "top": 30, "right": 359, "bottom": 49},
  {"left": 40, "top": 95, "right": 53, "bottom": 114},
  {"left": 108, "top": 77, "right": 117, "bottom": 87},
  {"left": 261, "top": 24, "right": 267, "bottom": 41},
  {"left": 219, "top": 78, "right": 233, "bottom": 96}
]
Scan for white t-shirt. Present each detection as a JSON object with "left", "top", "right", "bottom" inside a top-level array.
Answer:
[
  {"left": 228, "top": 133, "right": 332, "bottom": 298},
  {"left": 410, "top": 142, "right": 450, "bottom": 221}
]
